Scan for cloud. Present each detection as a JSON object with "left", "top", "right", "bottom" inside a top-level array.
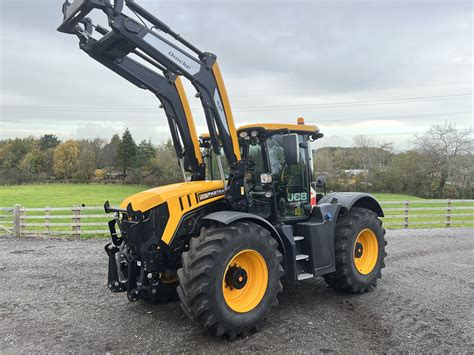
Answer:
[{"left": 1, "top": 0, "right": 472, "bottom": 150}]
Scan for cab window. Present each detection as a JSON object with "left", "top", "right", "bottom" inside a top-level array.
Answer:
[{"left": 267, "top": 134, "right": 309, "bottom": 220}]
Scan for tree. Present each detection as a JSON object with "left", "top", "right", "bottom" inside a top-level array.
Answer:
[
  {"left": 39, "top": 134, "right": 61, "bottom": 150},
  {"left": 74, "top": 148, "right": 96, "bottom": 181},
  {"left": 95, "top": 169, "right": 105, "bottom": 180},
  {"left": 413, "top": 122, "right": 473, "bottom": 197},
  {"left": 20, "top": 151, "right": 39, "bottom": 181},
  {"left": 103, "top": 134, "right": 120, "bottom": 176},
  {"left": 129, "top": 140, "right": 157, "bottom": 184},
  {"left": 149, "top": 140, "right": 183, "bottom": 186},
  {"left": 118, "top": 129, "right": 137, "bottom": 180},
  {"left": 136, "top": 140, "right": 156, "bottom": 165},
  {"left": 353, "top": 135, "right": 375, "bottom": 171},
  {"left": 53, "top": 140, "right": 80, "bottom": 181}
]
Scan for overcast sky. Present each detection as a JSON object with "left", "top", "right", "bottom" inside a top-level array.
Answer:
[{"left": 1, "top": 0, "right": 472, "bottom": 149}]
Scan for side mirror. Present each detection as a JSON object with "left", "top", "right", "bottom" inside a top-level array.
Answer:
[
  {"left": 315, "top": 175, "right": 326, "bottom": 188},
  {"left": 282, "top": 133, "right": 299, "bottom": 165}
]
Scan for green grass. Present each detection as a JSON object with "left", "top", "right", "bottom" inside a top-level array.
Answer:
[
  {"left": 0, "top": 184, "right": 472, "bottom": 235},
  {"left": 0, "top": 185, "right": 428, "bottom": 208},
  {"left": 0, "top": 184, "right": 147, "bottom": 207},
  {"left": 0, "top": 184, "right": 152, "bottom": 237},
  {"left": 372, "top": 193, "right": 424, "bottom": 201}
]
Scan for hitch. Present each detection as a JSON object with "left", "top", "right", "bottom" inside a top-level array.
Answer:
[{"left": 105, "top": 243, "right": 127, "bottom": 293}]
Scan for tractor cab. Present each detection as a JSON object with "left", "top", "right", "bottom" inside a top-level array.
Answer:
[
  {"left": 200, "top": 119, "right": 323, "bottom": 222},
  {"left": 237, "top": 119, "right": 323, "bottom": 223}
]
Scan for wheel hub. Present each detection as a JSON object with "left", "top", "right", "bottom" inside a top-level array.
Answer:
[
  {"left": 353, "top": 228, "right": 379, "bottom": 275},
  {"left": 222, "top": 249, "right": 268, "bottom": 313},
  {"left": 354, "top": 242, "right": 363, "bottom": 258},
  {"left": 225, "top": 265, "right": 248, "bottom": 290}
]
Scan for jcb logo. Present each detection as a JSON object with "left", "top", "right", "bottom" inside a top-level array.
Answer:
[{"left": 288, "top": 192, "right": 307, "bottom": 202}]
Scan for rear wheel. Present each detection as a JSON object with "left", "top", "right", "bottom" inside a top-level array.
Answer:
[
  {"left": 324, "top": 207, "right": 387, "bottom": 293},
  {"left": 177, "top": 221, "right": 283, "bottom": 339}
]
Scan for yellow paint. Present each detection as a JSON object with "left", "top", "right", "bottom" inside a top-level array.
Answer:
[
  {"left": 238, "top": 123, "right": 320, "bottom": 134},
  {"left": 353, "top": 228, "right": 379, "bottom": 274},
  {"left": 120, "top": 180, "right": 225, "bottom": 244},
  {"left": 211, "top": 62, "right": 241, "bottom": 161},
  {"left": 174, "top": 77, "right": 203, "bottom": 164},
  {"left": 222, "top": 249, "right": 268, "bottom": 313}
]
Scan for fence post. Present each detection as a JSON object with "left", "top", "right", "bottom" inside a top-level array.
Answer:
[
  {"left": 446, "top": 199, "right": 451, "bottom": 228},
  {"left": 13, "top": 204, "right": 21, "bottom": 237},
  {"left": 404, "top": 200, "right": 409, "bottom": 229},
  {"left": 72, "top": 206, "right": 81, "bottom": 238},
  {"left": 20, "top": 206, "right": 26, "bottom": 237},
  {"left": 45, "top": 206, "right": 51, "bottom": 237}
]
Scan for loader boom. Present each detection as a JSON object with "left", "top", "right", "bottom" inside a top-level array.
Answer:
[
  {"left": 58, "top": 0, "right": 245, "bottom": 207},
  {"left": 65, "top": 16, "right": 205, "bottom": 180}
]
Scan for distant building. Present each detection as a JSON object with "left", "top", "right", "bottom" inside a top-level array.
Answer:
[
  {"left": 105, "top": 171, "right": 125, "bottom": 180},
  {"left": 344, "top": 169, "right": 369, "bottom": 177}
]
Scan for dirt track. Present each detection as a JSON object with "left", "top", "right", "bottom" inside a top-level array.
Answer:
[{"left": 1, "top": 228, "right": 473, "bottom": 353}]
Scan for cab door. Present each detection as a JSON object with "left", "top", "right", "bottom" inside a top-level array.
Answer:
[{"left": 266, "top": 134, "right": 310, "bottom": 221}]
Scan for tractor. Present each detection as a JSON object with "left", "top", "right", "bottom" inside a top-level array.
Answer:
[{"left": 58, "top": 0, "right": 387, "bottom": 339}]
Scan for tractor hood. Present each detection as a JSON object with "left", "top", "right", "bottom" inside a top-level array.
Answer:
[{"left": 120, "top": 180, "right": 225, "bottom": 212}]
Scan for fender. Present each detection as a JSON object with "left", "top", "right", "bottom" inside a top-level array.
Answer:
[
  {"left": 319, "top": 192, "right": 384, "bottom": 217},
  {"left": 202, "top": 211, "right": 290, "bottom": 274},
  {"left": 202, "top": 211, "right": 281, "bottom": 240}
]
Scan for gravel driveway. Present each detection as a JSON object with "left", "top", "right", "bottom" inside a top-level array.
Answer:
[{"left": 0, "top": 228, "right": 473, "bottom": 352}]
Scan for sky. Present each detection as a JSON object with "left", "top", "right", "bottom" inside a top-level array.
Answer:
[{"left": 0, "top": 0, "right": 472, "bottom": 149}]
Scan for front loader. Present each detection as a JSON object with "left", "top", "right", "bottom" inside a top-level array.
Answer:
[{"left": 58, "top": 0, "right": 387, "bottom": 338}]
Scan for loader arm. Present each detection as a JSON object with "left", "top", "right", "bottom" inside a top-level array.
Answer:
[
  {"left": 80, "top": 33, "right": 204, "bottom": 180},
  {"left": 58, "top": 0, "right": 246, "bottom": 209},
  {"left": 61, "top": 14, "right": 205, "bottom": 180}
]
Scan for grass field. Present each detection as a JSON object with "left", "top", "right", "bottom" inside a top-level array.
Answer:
[
  {"left": 0, "top": 184, "right": 425, "bottom": 208},
  {"left": 0, "top": 184, "right": 472, "bottom": 234},
  {"left": 0, "top": 184, "right": 147, "bottom": 207}
]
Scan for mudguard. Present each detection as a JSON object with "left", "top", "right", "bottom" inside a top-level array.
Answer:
[
  {"left": 202, "top": 211, "right": 291, "bottom": 275},
  {"left": 202, "top": 211, "right": 281, "bottom": 238},
  {"left": 319, "top": 192, "right": 384, "bottom": 217}
]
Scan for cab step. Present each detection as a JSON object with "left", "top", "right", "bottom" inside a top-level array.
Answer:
[
  {"left": 297, "top": 273, "right": 314, "bottom": 280},
  {"left": 293, "top": 236, "right": 304, "bottom": 242},
  {"left": 295, "top": 254, "right": 309, "bottom": 261}
]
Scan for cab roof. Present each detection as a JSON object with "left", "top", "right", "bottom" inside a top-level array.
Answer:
[
  {"left": 237, "top": 123, "right": 320, "bottom": 135},
  {"left": 200, "top": 121, "right": 321, "bottom": 141}
]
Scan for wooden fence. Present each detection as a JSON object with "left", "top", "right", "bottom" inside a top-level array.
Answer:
[
  {"left": 0, "top": 199, "right": 473, "bottom": 237},
  {"left": 0, "top": 205, "right": 111, "bottom": 237},
  {"left": 381, "top": 199, "right": 474, "bottom": 228}
]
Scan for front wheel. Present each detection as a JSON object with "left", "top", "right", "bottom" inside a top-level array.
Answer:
[
  {"left": 324, "top": 207, "right": 387, "bottom": 293},
  {"left": 177, "top": 221, "right": 283, "bottom": 339}
]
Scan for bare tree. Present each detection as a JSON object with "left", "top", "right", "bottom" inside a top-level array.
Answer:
[
  {"left": 353, "top": 135, "right": 375, "bottom": 171},
  {"left": 413, "top": 122, "right": 473, "bottom": 196}
]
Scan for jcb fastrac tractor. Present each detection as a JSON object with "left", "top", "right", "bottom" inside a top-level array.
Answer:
[{"left": 59, "top": 0, "right": 387, "bottom": 338}]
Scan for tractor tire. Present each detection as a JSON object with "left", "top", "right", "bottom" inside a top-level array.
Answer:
[
  {"left": 177, "top": 221, "right": 283, "bottom": 339},
  {"left": 324, "top": 207, "right": 387, "bottom": 293}
]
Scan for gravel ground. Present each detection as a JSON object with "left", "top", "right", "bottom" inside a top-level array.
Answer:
[{"left": 0, "top": 228, "right": 473, "bottom": 353}]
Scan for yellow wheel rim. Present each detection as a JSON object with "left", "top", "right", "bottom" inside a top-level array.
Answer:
[
  {"left": 353, "top": 229, "right": 379, "bottom": 275},
  {"left": 222, "top": 249, "right": 268, "bottom": 313}
]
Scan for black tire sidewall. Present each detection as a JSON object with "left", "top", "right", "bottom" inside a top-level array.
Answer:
[
  {"left": 347, "top": 209, "right": 384, "bottom": 285},
  {"left": 207, "top": 224, "right": 280, "bottom": 329}
]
